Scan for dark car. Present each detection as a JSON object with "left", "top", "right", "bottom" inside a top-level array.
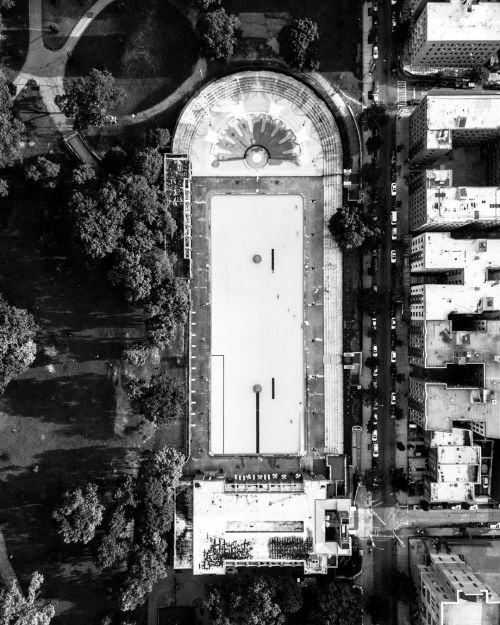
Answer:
[{"left": 391, "top": 62, "right": 397, "bottom": 75}]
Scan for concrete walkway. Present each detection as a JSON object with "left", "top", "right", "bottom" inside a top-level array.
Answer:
[{"left": 13, "top": 0, "right": 116, "bottom": 132}]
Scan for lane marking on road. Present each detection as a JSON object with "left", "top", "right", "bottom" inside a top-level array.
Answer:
[{"left": 372, "top": 510, "right": 387, "bottom": 526}]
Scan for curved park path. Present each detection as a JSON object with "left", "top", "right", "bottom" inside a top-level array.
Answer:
[{"left": 13, "top": 0, "right": 207, "bottom": 134}]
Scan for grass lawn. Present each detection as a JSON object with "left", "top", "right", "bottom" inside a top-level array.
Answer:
[
  {"left": 0, "top": 156, "right": 187, "bottom": 622},
  {"left": 0, "top": 0, "right": 29, "bottom": 76},
  {"left": 224, "top": 0, "right": 362, "bottom": 73},
  {"left": 64, "top": 0, "right": 199, "bottom": 115},
  {"left": 42, "top": 0, "right": 95, "bottom": 50}
]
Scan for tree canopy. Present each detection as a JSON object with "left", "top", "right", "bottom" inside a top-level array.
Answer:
[
  {"left": 197, "top": 8, "right": 241, "bottom": 61},
  {"left": 0, "top": 572, "right": 55, "bottom": 625},
  {"left": 25, "top": 157, "right": 60, "bottom": 189},
  {"left": 279, "top": 18, "right": 320, "bottom": 72},
  {"left": 308, "top": 582, "right": 362, "bottom": 625},
  {"left": 0, "top": 295, "right": 38, "bottom": 394},
  {"left": 55, "top": 69, "right": 123, "bottom": 132},
  {"left": 359, "top": 103, "right": 389, "bottom": 131},
  {"left": 0, "top": 72, "right": 24, "bottom": 169},
  {"left": 128, "top": 372, "right": 187, "bottom": 426},
  {"left": 328, "top": 205, "right": 380, "bottom": 250},
  {"left": 53, "top": 482, "right": 105, "bottom": 544}
]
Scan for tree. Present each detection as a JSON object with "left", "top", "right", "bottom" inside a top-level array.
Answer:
[
  {"left": 197, "top": 8, "right": 240, "bottom": 61},
  {"left": 205, "top": 576, "right": 300, "bottom": 625},
  {"left": 132, "top": 373, "right": 186, "bottom": 425},
  {"left": 53, "top": 482, "right": 104, "bottom": 544},
  {"left": 396, "top": 441, "right": 405, "bottom": 451},
  {"left": 0, "top": 72, "right": 24, "bottom": 168},
  {"left": 366, "top": 595, "right": 389, "bottom": 623},
  {"left": 361, "top": 469, "right": 384, "bottom": 491},
  {"left": 366, "top": 134, "right": 383, "bottom": 155},
  {"left": 391, "top": 469, "right": 409, "bottom": 492},
  {"left": 359, "top": 103, "right": 389, "bottom": 131},
  {"left": 470, "top": 64, "right": 490, "bottom": 84},
  {"left": 102, "top": 145, "right": 128, "bottom": 175},
  {"left": 394, "top": 406, "right": 404, "bottom": 420},
  {"left": 95, "top": 505, "right": 134, "bottom": 570},
  {"left": 396, "top": 373, "right": 406, "bottom": 383},
  {"left": 55, "top": 69, "right": 123, "bottom": 132},
  {"left": 142, "top": 446, "right": 185, "bottom": 487},
  {"left": 0, "top": 295, "right": 38, "bottom": 394},
  {"left": 392, "top": 572, "right": 416, "bottom": 604},
  {"left": 25, "top": 157, "right": 60, "bottom": 189},
  {"left": 279, "top": 18, "right": 320, "bottom": 72},
  {"left": 145, "top": 277, "right": 190, "bottom": 348},
  {"left": 308, "top": 581, "right": 362, "bottom": 625},
  {"left": 0, "top": 177, "right": 8, "bottom": 197},
  {"left": 150, "top": 127, "right": 170, "bottom": 150},
  {"left": 119, "top": 546, "right": 168, "bottom": 612},
  {"left": 0, "top": 0, "right": 16, "bottom": 8},
  {"left": 0, "top": 572, "right": 55, "bottom": 625},
  {"left": 359, "top": 288, "right": 384, "bottom": 313},
  {"left": 328, "top": 205, "right": 379, "bottom": 250},
  {"left": 68, "top": 182, "right": 128, "bottom": 260},
  {"left": 131, "top": 148, "right": 163, "bottom": 184},
  {"left": 366, "top": 418, "right": 377, "bottom": 434},
  {"left": 365, "top": 356, "right": 379, "bottom": 370},
  {"left": 192, "top": 0, "right": 221, "bottom": 8}
]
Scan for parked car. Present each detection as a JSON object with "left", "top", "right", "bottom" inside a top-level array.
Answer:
[
  {"left": 372, "top": 442, "right": 379, "bottom": 458},
  {"left": 372, "top": 411, "right": 378, "bottom": 423},
  {"left": 391, "top": 226, "right": 397, "bottom": 240},
  {"left": 391, "top": 392, "right": 397, "bottom": 405},
  {"left": 391, "top": 210, "right": 398, "bottom": 225},
  {"left": 373, "top": 45, "right": 379, "bottom": 60},
  {"left": 391, "top": 249, "right": 397, "bottom": 263},
  {"left": 391, "top": 317, "right": 396, "bottom": 330},
  {"left": 391, "top": 150, "right": 396, "bottom": 163},
  {"left": 372, "top": 430, "right": 378, "bottom": 443},
  {"left": 391, "top": 350, "right": 397, "bottom": 363},
  {"left": 391, "top": 182, "right": 397, "bottom": 196},
  {"left": 371, "top": 317, "right": 377, "bottom": 329},
  {"left": 430, "top": 505, "right": 444, "bottom": 510},
  {"left": 470, "top": 504, "right": 478, "bottom": 510},
  {"left": 482, "top": 476, "right": 490, "bottom": 488},
  {"left": 413, "top": 504, "right": 421, "bottom": 510},
  {"left": 449, "top": 504, "right": 461, "bottom": 510},
  {"left": 372, "top": 344, "right": 378, "bottom": 357},
  {"left": 372, "top": 248, "right": 378, "bottom": 258},
  {"left": 392, "top": 16, "right": 397, "bottom": 29}
]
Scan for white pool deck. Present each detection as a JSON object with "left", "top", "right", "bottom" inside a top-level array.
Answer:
[{"left": 210, "top": 194, "right": 304, "bottom": 455}]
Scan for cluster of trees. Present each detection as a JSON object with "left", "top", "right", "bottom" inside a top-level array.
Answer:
[
  {"left": 52, "top": 446, "right": 185, "bottom": 613},
  {"left": 328, "top": 205, "right": 380, "bottom": 251},
  {"left": 0, "top": 71, "right": 24, "bottom": 170},
  {"left": 0, "top": 294, "right": 38, "bottom": 394},
  {"left": 279, "top": 18, "right": 320, "bottom": 72},
  {"left": 360, "top": 103, "right": 389, "bottom": 157},
  {"left": 196, "top": 4, "right": 241, "bottom": 62},
  {"left": 0, "top": 572, "right": 55, "bottom": 625},
  {"left": 65, "top": 145, "right": 189, "bottom": 349},
  {"left": 125, "top": 372, "right": 186, "bottom": 429},
  {"left": 56, "top": 68, "right": 123, "bottom": 133},
  {"left": 205, "top": 576, "right": 361, "bottom": 625}
]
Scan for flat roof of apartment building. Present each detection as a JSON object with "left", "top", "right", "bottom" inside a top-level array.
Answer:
[
  {"left": 412, "top": 283, "right": 499, "bottom": 319},
  {"left": 420, "top": 319, "right": 500, "bottom": 369},
  {"left": 417, "top": 95, "right": 500, "bottom": 152},
  {"left": 424, "top": 1, "right": 500, "bottom": 42},
  {"left": 416, "top": 185, "right": 500, "bottom": 226}
]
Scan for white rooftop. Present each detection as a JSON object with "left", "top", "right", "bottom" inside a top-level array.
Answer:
[
  {"left": 428, "top": 480, "right": 475, "bottom": 502},
  {"left": 435, "top": 445, "right": 481, "bottom": 466},
  {"left": 427, "top": 428, "right": 474, "bottom": 447},
  {"left": 411, "top": 233, "right": 500, "bottom": 280},
  {"left": 422, "top": 95, "right": 500, "bottom": 151},
  {"left": 424, "top": 2, "right": 500, "bottom": 42},
  {"left": 412, "top": 283, "right": 500, "bottom": 319},
  {"left": 191, "top": 480, "right": 353, "bottom": 575},
  {"left": 419, "top": 185, "right": 500, "bottom": 225}
]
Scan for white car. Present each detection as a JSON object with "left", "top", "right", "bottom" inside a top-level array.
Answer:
[
  {"left": 391, "top": 317, "right": 396, "bottom": 330},
  {"left": 372, "top": 442, "right": 379, "bottom": 458},
  {"left": 372, "top": 344, "right": 378, "bottom": 357},
  {"left": 391, "top": 226, "right": 397, "bottom": 240},
  {"left": 391, "top": 182, "right": 397, "bottom": 196},
  {"left": 450, "top": 504, "right": 461, "bottom": 510},
  {"left": 391, "top": 350, "right": 397, "bottom": 363},
  {"left": 372, "top": 430, "right": 378, "bottom": 443},
  {"left": 391, "top": 210, "right": 398, "bottom": 225},
  {"left": 391, "top": 392, "right": 397, "bottom": 405},
  {"left": 392, "top": 16, "right": 397, "bottom": 29},
  {"left": 371, "top": 317, "right": 377, "bottom": 329},
  {"left": 391, "top": 249, "right": 397, "bottom": 264},
  {"left": 373, "top": 45, "right": 379, "bottom": 60},
  {"left": 483, "top": 476, "right": 490, "bottom": 488},
  {"left": 373, "top": 367, "right": 379, "bottom": 378},
  {"left": 372, "top": 411, "right": 378, "bottom": 423}
]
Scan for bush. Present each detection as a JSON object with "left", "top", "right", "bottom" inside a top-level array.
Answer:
[
  {"left": 52, "top": 483, "right": 104, "bottom": 544},
  {"left": 122, "top": 345, "right": 149, "bottom": 367},
  {"left": 279, "top": 18, "right": 320, "bottom": 72},
  {"left": 192, "top": 0, "right": 221, "bottom": 8},
  {"left": 150, "top": 128, "right": 170, "bottom": 150},
  {"left": 197, "top": 8, "right": 240, "bottom": 61}
]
